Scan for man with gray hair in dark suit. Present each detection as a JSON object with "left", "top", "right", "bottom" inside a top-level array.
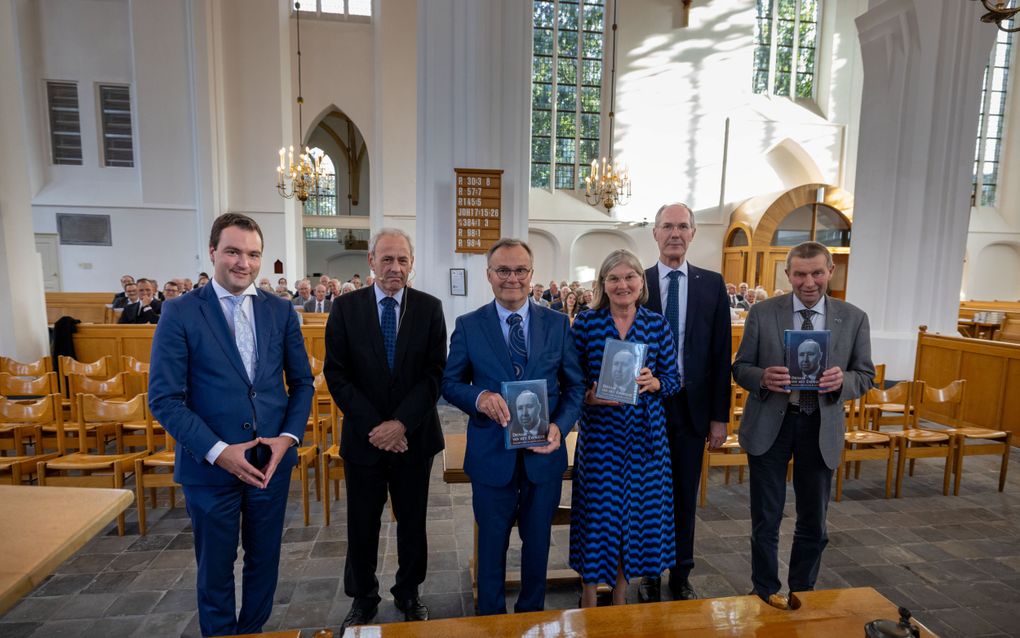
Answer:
[{"left": 733, "top": 241, "right": 874, "bottom": 610}]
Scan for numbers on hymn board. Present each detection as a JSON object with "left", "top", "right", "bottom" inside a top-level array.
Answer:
[{"left": 457, "top": 175, "right": 492, "bottom": 187}]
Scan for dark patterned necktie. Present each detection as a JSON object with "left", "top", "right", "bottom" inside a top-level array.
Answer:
[
  {"left": 799, "top": 309, "right": 818, "bottom": 415},
  {"left": 665, "top": 271, "right": 682, "bottom": 349},
  {"left": 381, "top": 297, "right": 398, "bottom": 369},
  {"left": 507, "top": 313, "right": 527, "bottom": 379}
]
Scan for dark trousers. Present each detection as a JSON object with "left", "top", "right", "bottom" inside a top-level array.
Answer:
[
  {"left": 183, "top": 468, "right": 291, "bottom": 637},
  {"left": 667, "top": 389, "right": 704, "bottom": 587},
  {"left": 343, "top": 454, "right": 435, "bottom": 608},
  {"left": 471, "top": 452, "right": 562, "bottom": 615},
  {"left": 747, "top": 408, "right": 832, "bottom": 597}
]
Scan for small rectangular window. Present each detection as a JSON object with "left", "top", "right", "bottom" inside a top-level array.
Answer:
[
  {"left": 47, "top": 81, "right": 82, "bottom": 165},
  {"left": 98, "top": 84, "right": 134, "bottom": 167}
]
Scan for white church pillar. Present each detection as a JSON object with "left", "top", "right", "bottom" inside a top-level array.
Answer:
[
  {"left": 416, "top": 0, "right": 532, "bottom": 332},
  {"left": 0, "top": 0, "right": 49, "bottom": 360},
  {"left": 846, "top": 0, "right": 996, "bottom": 378}
]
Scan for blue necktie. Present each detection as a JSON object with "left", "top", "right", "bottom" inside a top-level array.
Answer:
[
  {"left": 381, "top": 296, "right": 398, "bottom": 369},
  {"left": 666, "top": 270, "right": 684, "bottom": 386},
  {"left": 799, "top": 309, "right": 818, "bottom": 415},
  {"left": 227, "top": 295, "right": 256, "bottom": 382},
  {"left": 507, "top": 313, "right": 527, "bottom": 379}
]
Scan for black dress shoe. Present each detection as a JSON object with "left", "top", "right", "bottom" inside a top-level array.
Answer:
[
  {"left": 670, "top": 578, "right": 699, "bottom": 601},
  {"left": 394, "top": 595, "right": 429, "bottom": 621},
  {"left": 340, "top": 604, "right": 378, "bottom": 633},
  {"left": 638, "top": 576, "right": 661, "bottom": 603}
]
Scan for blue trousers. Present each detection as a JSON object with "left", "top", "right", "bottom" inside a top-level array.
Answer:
[
  {"left": 471, "top": 452, "right": 562, "bottom": 615},
  {"left": 747, "top": 408, "right": 832, "bottom": 598},
  {"left": 183, "top": 468, "right": 291, "bottom": 637}
]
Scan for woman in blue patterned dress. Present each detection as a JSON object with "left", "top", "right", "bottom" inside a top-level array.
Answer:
[{"left": 569, "top": 249, "right": 681, "bottom": 607}]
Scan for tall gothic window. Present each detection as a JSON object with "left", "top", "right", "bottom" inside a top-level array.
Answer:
[
  {"left": 303, "top": 148, "right": 337, "bottom": 216},
  {"left": 752, "top": 0, "right": 820, "bottom": 99},
  {"left": 973, "top": 19, "right": 1015, "bottom": 208},
  {"left": 531, "top": 0, "right": 605, "bottom": 190}
]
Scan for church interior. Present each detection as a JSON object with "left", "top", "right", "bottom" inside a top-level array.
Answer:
[{"left": 1, "top": 0, "right": 1020, "bottom": 636}]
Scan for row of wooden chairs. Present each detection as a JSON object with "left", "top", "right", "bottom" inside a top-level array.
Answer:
[{"left": 700, "top": 366, "right": 1012, "bottom": 506}]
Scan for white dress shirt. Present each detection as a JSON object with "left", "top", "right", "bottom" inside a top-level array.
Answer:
[{"left": 656, "top": 260, "right": 688, "bottom": 383}]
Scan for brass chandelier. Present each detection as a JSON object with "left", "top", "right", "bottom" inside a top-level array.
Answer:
[
  {"left": 276, "top": 1, "right": 323, "bottom": 201},
  {"left": 974, "top": 0, "right": 1020, "bottom": 32}
]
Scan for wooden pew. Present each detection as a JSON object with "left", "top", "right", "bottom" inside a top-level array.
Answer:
[
  {"left": 913, "top": 325, "right": 1020, "bottom": 441},
  {"left": 346, "top": 587, "right": 939, "bottom": 637},
  {"left": 45, "top": 292, "right": 116, "bottom": 324}
]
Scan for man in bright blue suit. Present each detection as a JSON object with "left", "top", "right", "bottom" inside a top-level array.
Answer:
[
  {"left": 442, "top": 238, "right": 585, "bottom": 615},
  {"left": 149, "top": 213, "right": 313, "bottom": 637}
]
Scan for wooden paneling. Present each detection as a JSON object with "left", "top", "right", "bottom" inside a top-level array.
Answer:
[
  {"left": 913, "top": 327, "right": 1020, "bottom": 438},
  {"left": 45, "top": 292, "right": 115, "bottom": 324}
]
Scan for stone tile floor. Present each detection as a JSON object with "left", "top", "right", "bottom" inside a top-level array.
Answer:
[{"left": 1, "top": 406, "right": 1018, "bottom": 637}]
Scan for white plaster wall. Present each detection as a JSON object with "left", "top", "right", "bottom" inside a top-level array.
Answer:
[{"left": 967, "top": 242, "right": 1020, "bottom": 300}]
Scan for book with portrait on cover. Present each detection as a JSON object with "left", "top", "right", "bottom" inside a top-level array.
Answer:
[
  {"left": 501, "top": 379, "right": 550, "bottom": 449},
  {"left": 595, "top": 338, "right": 648, "bottom": 405},
  {"left": 784, "top": 329, "right": 830, "bottom": 390}
]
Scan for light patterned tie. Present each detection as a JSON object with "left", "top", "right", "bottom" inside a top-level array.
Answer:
[
  {"left": 507, "top": 313, "right": 528, "bottom": 379},
  {"left": 799, "top": 309, "right": 817, "bottom": 415},
  {"left": 228, "top": 295, "right": 256, "bottom": 382}
]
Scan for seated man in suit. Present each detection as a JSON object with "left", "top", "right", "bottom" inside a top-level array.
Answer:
[
  {"left": 113, "top": 281, "right": 138, "bottom": 310},
  {"left": 119, "top": 279, "right": 161, "bottom": 323},
  {"left": 530, "top": 284, "right": 550, "bottom": 307},
  {"left": 292, "top": 279, "right": 313, "bottom": 307},
  {"left": 442, "top": 238, "right": 584, "bottom": 615},
  {"left": 112, "top": 274, "right": 134, "bottom": 305},
  {"left": 163, "top": 280, "right": 181, "bottom": 300},
  {"left": 733, "top": 241, "right": 873, "bottom": 610},
  {"left": 303, "top": 284, "right": 332, "bottom": 314}
]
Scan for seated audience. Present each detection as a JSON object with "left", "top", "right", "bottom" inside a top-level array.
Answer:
[
  {"left": 112, "top": 274, "right": 135, "bottom": 305},
  {"left": 182, "top": 278, "right": 194, "bottom": 293},
  {"left": 582, "top": 289, "right": 594, "bottom": 308},
  {"left": 119, "top": 279, "right": 161, "bottom": 323},
  {"left": 114, "top": 282, "right": 140, "bottom": 310},
  {"left": 340, "top": 282, "right": 357, "bottom": 295},
  {"left": 196, "top": 272, "right": 210, "bottom": 288},
  {"left": 278, "top": 277, "right": 293, "bottom": 296},
  {"left": 543, "top": 280, "right": 559, "bottom": 302},
  {"left": 754, "top": 287, "right": 769, "bottom": 302},
  {"left": 726, "top": 283, "right": 740, "bottom": 308},
  {"left": 350, "top": 273, "right": 362, "bottom": 288},
  {"left": 745, "top": 289, "right": 757, "bottom": 305},
  {"left": 257, "top": 277, "right": 274, "bottom": 292},
  {"left": 531, "top": 283, "right": 550, "bottom": 307},
  {"left": 304, "top": 284, "right": 332, "bottom": 314},
  {"left": 570, "top": 249, "right": 679, "bottom": 607},
  {"left": 773, "top": 288, "right": 785, "bottom": 297},
  {"left": 327, "top": 278, "right": 342, "bottom": 300},
  {"left": 292, "top": 279, "right": 313, "bottom": 306},
  {"left": 564, "top": 290, "right": 581, "bottom": 326},
  {"left": 363, "top": 275, "right": 374, "bottom": 288},
  {"left": 738, "top": 282, "right": 749, "bottom": 301},
  {"left": 163, "top": 281, "right": 181, "bottom": 300}
]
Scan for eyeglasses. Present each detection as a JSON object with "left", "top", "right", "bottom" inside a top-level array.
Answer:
[
  {"left": 490, "top": 267, "right": 533, "bottom": 280},
  {"left": 657, "top": 222, "right": 693, "bottom": 233}
]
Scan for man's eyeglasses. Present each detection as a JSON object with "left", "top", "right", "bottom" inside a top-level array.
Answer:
[{"left": 490, "top": 267, "right": 533, "bottom": 280}]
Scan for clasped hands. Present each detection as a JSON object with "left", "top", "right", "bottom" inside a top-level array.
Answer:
[
  {"left": 215, "top": 435, "right": 294, "bottom": 489},
  {"left": 760, "top": 365, "right": 843, "bottom": 393},
  {"left": 477, "top": 390, "right": 561, "bottom": 455}
]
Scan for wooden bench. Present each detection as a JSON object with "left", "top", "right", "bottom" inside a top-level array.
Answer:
[
  {"left": 442, "top": 432, "right": 577, "bottom": 604},
  {"left": 346, "top": 587, "right": 939, "bottom": 637},
  {"left": 45, "top": 292, "right": 117, "bottom": 324}
]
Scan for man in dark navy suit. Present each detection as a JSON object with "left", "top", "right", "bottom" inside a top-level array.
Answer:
[
  {"left": 149, "top": 213, "right": 313, "bottom": 636},
  {"left": 640, "top": 203, "right": 731, "bottom": 602},
  {"left": 442, "top": 238, "right": 584, "bottom": 615}
]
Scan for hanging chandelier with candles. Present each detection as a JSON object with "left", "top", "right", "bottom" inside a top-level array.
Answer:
[
  {"left": 584, "top": 0, "right": 631, "bottom": 212},
  {"left": 973, "top": 0, "right": 1020, "bottom": 32},
  {"left": 276, "top": 2, "right": 323, "bottom": 201}
]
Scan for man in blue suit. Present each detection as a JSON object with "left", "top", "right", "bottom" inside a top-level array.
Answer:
[
  {"left": 149, "top": 213, "right": 314, "bottom": 637},
  {"left": 442, "top": 238, "right": 584, "bottom": 615},
  {"left": 639, "top": 203, "right": 732, "bottom": 603}
]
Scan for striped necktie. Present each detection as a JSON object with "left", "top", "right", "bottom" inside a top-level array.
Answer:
[{"left": 799, "top": 309, "right": 818, "bottom": 415}]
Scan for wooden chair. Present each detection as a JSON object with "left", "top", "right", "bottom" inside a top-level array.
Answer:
[
  {"left": 0, "top": 371, "right": 60, "bottom": 399},
  {"left": 0, "top": 356, "right": 53, "bottom": 377},
  {"left": 58, "top": 355, "right": 113, "bottom": 399},
  {"left": 68, "top": 371, "right": 141, "bottom": 452},
  {"left": 291, "top": 374, "right": 327, "bottom": 526},
  {"left": 322, "top": 401, "right": 345, "bottom": 526},
  {"left": 835, "top": 394, "right": 894, "bottom": 501},
  {"left": 308, "top": 356, "right": 325, "bottom": 377},
  {"left": 699, "top": 383, "right": 748, "bottom": 507},
  {"left": 120, "top": 356, "right": 150, "bottom": 397},
  {"left": 37, "top": 393, "right": 154, "bottom": 535},
  {"left": 881, "top": 382, "right": 955, "bottom": 498},
  {"left": 864, "top": 380, "right": 913, "bottom": 432},
  {"left": 134, "top": 431, "right": 179, "bottom": 535},
  {"left": 914, "top": 379, "right": 1012, "bottom": 495},
  {"left": 0, "top": 395, "right": 62, "bottom": 484}
]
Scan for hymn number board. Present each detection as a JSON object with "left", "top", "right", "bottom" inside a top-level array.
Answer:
[{"left": 454, "top": 168, "right": 503, "bottom": 254}]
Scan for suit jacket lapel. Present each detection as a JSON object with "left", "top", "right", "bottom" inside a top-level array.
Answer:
[
  {"left": 826, "top": 295, "right": 846, "bottom": 351},
  {"left": 644, "top": 266, "right": 663, "bottom": 314},
  {"left": 252, "top": 291, "right": 272, "bottom": 383},
  {"left": 522, "top": 302, "right": 546, "bottom": 379},
  {"left": 392, "top": 288, "right": 413, "bottom": 373},
  {"left": 776, "top": 293, "right": 794, "bottom": 353},
  {"left": 683, "top": 265, "right": 702, "bottom": 348},
  {"left": 482, "top": 301, "right": 515, "bottom": 379},
  {"left": 197, "top": 285, "right": 250, "bottom": 383},
  {"left": 362, "top": 289, "right": 390, "bottom": 374}
]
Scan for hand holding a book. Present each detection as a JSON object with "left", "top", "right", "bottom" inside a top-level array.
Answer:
[
  {"left": 477, "top": 390, "right": 511, "bottom": 426},
  {"left": 635, "top": 367, "right": 660, "bottom": 394},
  {"left": 530, "top": 423, "right": 561, "bottom": 455},
  {"left": 817, "top": 366, "right": 843, "bottom": 393},
  {"left": 760, "top": 366, "right": 792, "bottom": 393},
  {"left": 584, "top": 382, "right": 621, "bottom": 406}
]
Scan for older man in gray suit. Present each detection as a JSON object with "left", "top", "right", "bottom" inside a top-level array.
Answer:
[{"left": 732, "top": 241, "right": 874, "bottom": 610}]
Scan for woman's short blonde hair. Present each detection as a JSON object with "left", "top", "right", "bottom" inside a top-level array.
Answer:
[{"left": 592, "top": 249, "right": 648, "bottom": 310}]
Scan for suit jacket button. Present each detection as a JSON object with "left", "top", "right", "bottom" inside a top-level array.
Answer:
[
  {"left": 243, "top": 422, "right": 252, "bottom": 430},
  {"left": 249, "top": 390, "right": 256, "bottom": 399}
]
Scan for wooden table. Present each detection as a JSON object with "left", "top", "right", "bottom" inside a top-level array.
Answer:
[
  {"left": 442, "top": 432, "right": 578, "bottom": 602},
  {"left": 348, "top": 587, "right": 938, "bottom": 637},
  {"left": 0, "top": 485, "right": 133, "bottom": 614},
  {"left": 957, "top": 319, "right": 1001, "bottom": 340}
]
